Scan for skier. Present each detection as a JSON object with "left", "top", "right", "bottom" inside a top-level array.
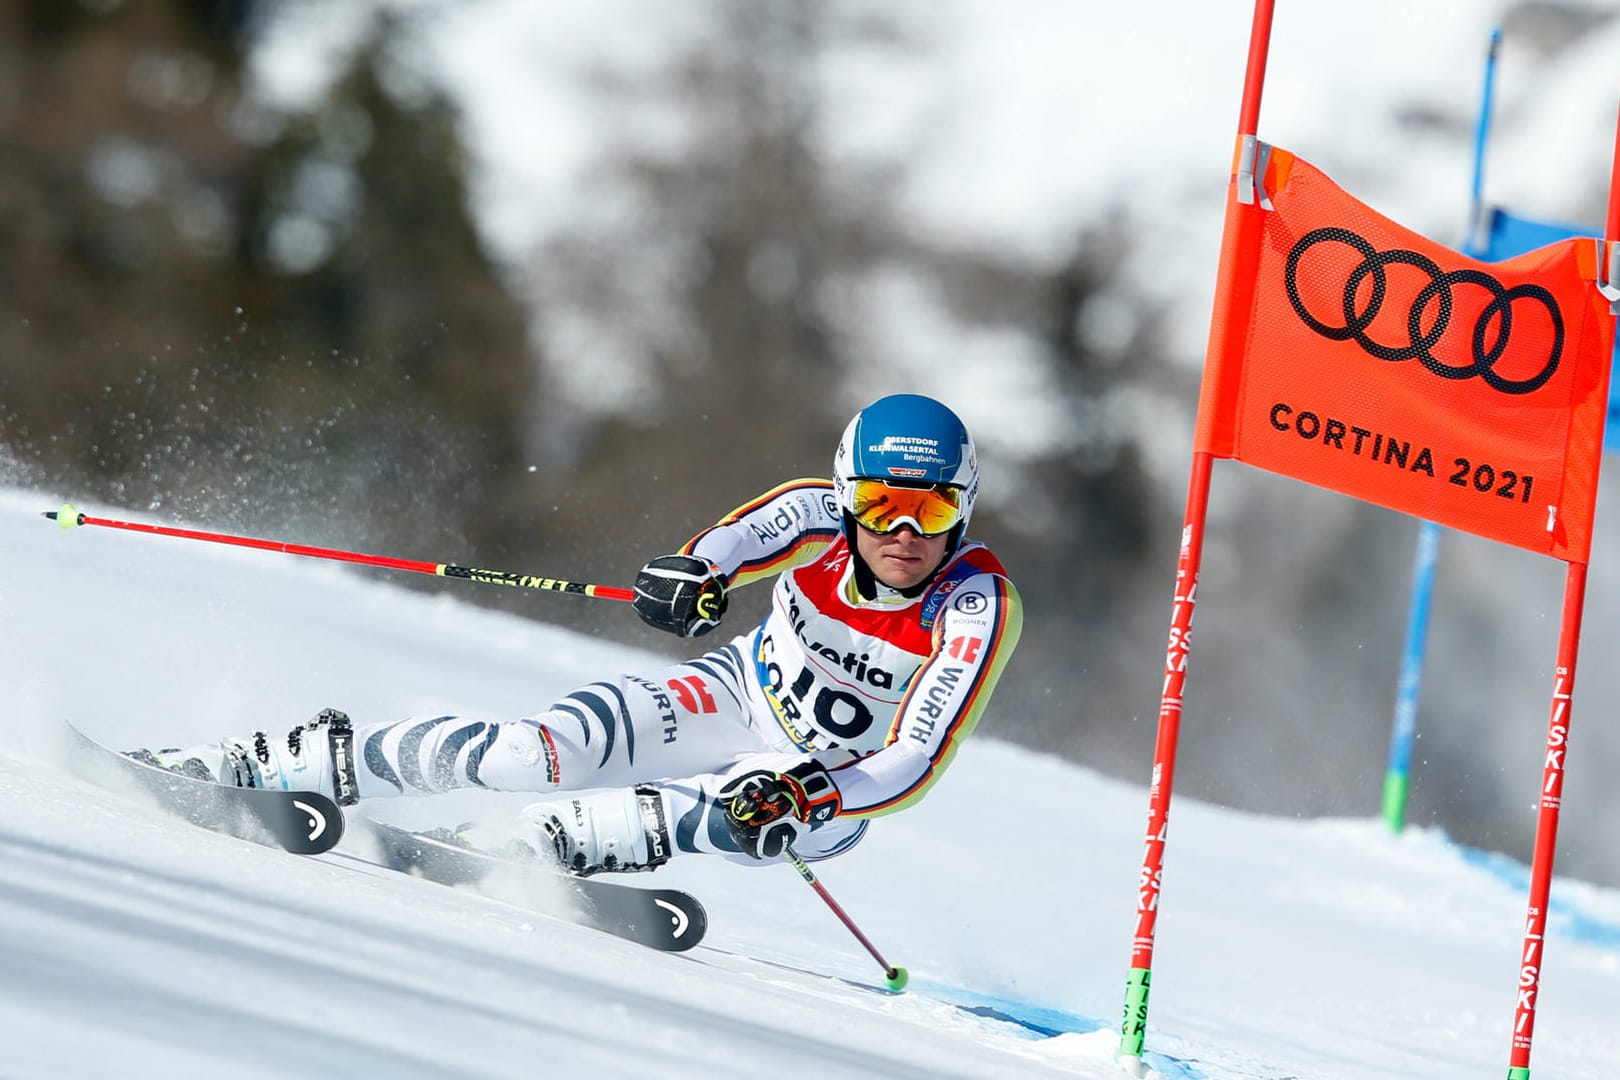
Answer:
[{"left": 144, "top": 394, "right": 1023, "bottom": 875}]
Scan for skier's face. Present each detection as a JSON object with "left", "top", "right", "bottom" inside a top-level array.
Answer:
[{"left": 854, "top": 522, "right": 948, "bottom": 590}]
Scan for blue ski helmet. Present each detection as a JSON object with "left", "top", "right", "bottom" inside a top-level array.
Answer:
[{"left": 834, "top": 394, "right": 978, "bottom": 542}]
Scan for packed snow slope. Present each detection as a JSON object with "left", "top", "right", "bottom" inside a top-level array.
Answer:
[{"left": 2, "top": 487, "right": 1618, "bottom": 1080}]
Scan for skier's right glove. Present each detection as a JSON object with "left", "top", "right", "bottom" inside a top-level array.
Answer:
[{"left": 632, "top": 554, "right": 728, "bottom": 638}]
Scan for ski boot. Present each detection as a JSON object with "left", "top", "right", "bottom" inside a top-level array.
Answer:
[
  {"left": 517, "top": 786, "right": 673, "bottom": 877},
  {"left": 133, "top": 708, "right": 360, "bottom": 806}
]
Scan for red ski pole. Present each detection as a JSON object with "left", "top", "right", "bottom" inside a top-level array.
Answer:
[
  {"left": 43, "top": 503, "right": 634, "bottom": 603},
  {"left": 782, "top": 844, "right": 908, "bottom": 991}
]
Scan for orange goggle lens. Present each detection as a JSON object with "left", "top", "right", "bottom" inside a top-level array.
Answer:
[{"left": 850, "top": 479, "right": 963, "bottom": 537}]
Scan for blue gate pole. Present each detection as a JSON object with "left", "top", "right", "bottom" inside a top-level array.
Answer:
[{"left": 1381, "top": 27, "right": 1500, "bottom": 833}]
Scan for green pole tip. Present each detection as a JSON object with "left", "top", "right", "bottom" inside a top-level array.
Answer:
[
  {"left": 55, "top": 503, "right": 81, "bottom": 530},
  {"left": 1381, "top": 771, "right": 1409, "bottom": 834},
  {"left": 884, "top": 965, "right": 909, "bottom": 992}
]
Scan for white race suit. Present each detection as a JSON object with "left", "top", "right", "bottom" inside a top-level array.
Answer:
[{"left": 348, "top": 479, "right": 1023, "bottom": 863}]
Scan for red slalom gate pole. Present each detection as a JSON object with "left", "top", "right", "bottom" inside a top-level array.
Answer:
[
  {"left": 43, "top": 503, "right": 634, "bottom": 603},
  {"left": 1119, "top": 0, "right": 1277, "bottom": 1074},
  {"left": 1508, "top": 100, "right": 1620, "bottom": 1080}
]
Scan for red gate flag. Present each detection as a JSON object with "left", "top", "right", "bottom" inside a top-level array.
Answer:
[{"left": 1194, "top": 144, "right": 1616, "bottom": 563}]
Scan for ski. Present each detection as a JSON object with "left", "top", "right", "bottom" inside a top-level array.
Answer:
[
  {"left": 361, "top": 820, "right": 707, "bottom": 952},
  {"left": 65, "top": 723, "right": 345, "bottom": 855},
  {"left": 63, "top": 726, "right": 701, "bottom": 949}
]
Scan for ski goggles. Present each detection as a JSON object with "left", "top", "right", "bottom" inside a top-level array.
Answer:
[{"left": 849, "top": 479, "right": 963, "bottom": 537}]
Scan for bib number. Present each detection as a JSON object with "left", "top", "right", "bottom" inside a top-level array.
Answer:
[{"left": 765, "top": 655, "right": 875, "bottom": 742}]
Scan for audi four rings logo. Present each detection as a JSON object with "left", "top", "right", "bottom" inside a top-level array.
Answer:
[{"left": 1284, "top": 227, "right": 1564, "bottom": 395}]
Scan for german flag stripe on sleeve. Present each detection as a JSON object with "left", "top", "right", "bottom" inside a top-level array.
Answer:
[
  {"left": 843, "top": 576, "right": 1023, "bottom": 816},
  {"left": 691, "top": 478, "right": 830, "bottom": 532},
  {"left": 726, "top": 536, "right": 837, "bottom": 590},
  {"left": 680, "top": 479, "right": 838, "bottom": 588}
]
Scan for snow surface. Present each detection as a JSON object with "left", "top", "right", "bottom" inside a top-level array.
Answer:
[{"left": 3, "top": 486, "right": 1619, "bottom": 1079}]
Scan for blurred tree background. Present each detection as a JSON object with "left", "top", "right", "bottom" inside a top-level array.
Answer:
[
  {"left": 4, "top": 0, "right": 1618, "bottom": 886},
  {"left": 0, "top": 0, "right": 1184, "bottom": 732},
  {"left": 0, "top": 0, "right": 534, "bottom": 559}
]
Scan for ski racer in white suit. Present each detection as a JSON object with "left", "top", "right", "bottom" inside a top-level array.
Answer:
[{"left": 155, "top": 395, "right": 1023, "bottom": 874}]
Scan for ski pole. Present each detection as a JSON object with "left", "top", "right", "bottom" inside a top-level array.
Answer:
[
  {"left": 782, "top": 843, "right": 908, "bottom": 991},
  {"left": 43, "top": 502, "right": 635, "bottom": 603}
]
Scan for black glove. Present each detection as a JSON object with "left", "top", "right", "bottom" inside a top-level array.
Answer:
[
  {"left": 719, "top": 761, "right": 841, "bottom": 860},
  {"left": 633, "top": 554, "right": 728, "bottom": 637}
]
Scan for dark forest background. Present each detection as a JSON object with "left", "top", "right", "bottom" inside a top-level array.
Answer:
[{"left": 5, "top": 0, "right": 1619, "bottom": 886}]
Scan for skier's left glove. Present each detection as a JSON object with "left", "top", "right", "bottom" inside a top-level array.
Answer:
[
  {"left": 632, "top": 554, "right": 728, "bottom": 638},
  {"left": 719, "top": 761, "right": 841, "bottom": 860}
]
